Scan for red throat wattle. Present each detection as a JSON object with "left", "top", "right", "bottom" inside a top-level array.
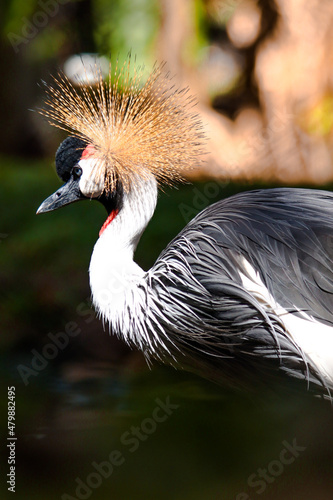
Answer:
[{"left": 99, "top": 210, "right": 119, "bottom": 237}]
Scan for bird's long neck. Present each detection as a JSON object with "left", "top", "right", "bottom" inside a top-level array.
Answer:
[{"left": 89, "top": 175, "right": 158, "bottom": 340}]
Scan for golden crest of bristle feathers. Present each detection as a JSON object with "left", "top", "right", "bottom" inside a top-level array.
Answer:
[{"left": 39, "top": 59, "right": 206, "bottom": 193}]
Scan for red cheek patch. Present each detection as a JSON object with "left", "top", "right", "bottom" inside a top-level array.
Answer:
[{"left": 81, "top": 144, "right": 96, "bottom": 159}]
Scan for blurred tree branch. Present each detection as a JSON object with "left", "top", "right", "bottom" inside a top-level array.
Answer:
[
  {"left": 157, "top": 0, "right": 333, "bottom": 184},
  {"left": 1, "top": 0, "right": 333, "bottom": 184}
]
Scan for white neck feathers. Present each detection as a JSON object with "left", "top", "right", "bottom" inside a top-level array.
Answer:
[{"left": 89, "top": 174, "right": 158, "bottom": 339}]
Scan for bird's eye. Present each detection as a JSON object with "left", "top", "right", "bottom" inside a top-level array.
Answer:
[{"left": 73, "top": 166, "right": 82, "bottom": 179}]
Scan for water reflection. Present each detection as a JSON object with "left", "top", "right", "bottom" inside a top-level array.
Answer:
[{"left": 3, "top": 351, "right": 333, "bottom": 500}]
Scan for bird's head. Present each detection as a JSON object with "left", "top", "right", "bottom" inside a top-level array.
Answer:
[
  {"left": 37, "top": 136, "right": 122, "bottom": 215},
  {"left": 36, "top": 59, "right": 205, "bottom": 219}
]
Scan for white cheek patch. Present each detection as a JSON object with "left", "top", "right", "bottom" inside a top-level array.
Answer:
[{"left": 78, "top": 158, "right": 105, "bottom": 197}]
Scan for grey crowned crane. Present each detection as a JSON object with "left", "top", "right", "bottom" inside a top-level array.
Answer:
[{"left": 37, "top": 62, "right": 333, "bottom": 399}]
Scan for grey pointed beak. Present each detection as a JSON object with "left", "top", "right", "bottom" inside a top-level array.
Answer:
[{"left": 36, "top": 177, "right": 84, "bottom": 214}]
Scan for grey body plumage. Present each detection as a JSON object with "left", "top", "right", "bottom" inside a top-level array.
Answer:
[{"left": 112, "top": 188, "right": 333, "bottom": 395}]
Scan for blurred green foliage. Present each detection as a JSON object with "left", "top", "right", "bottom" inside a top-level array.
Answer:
[
  {"left": 300, "top": 94, "right": 333, "bottom": 138},
  {"left": 94, "top": 0, "right": 160, "bottom": 67},
  {"left": 1, "top": 0, "right": 210, "bottom": 69},
  {"left": 2, "top": 0, "right": 161, "bottom": 66},
  {"left": 3, "top": 0, "right": 38, "bottom": 33}
]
